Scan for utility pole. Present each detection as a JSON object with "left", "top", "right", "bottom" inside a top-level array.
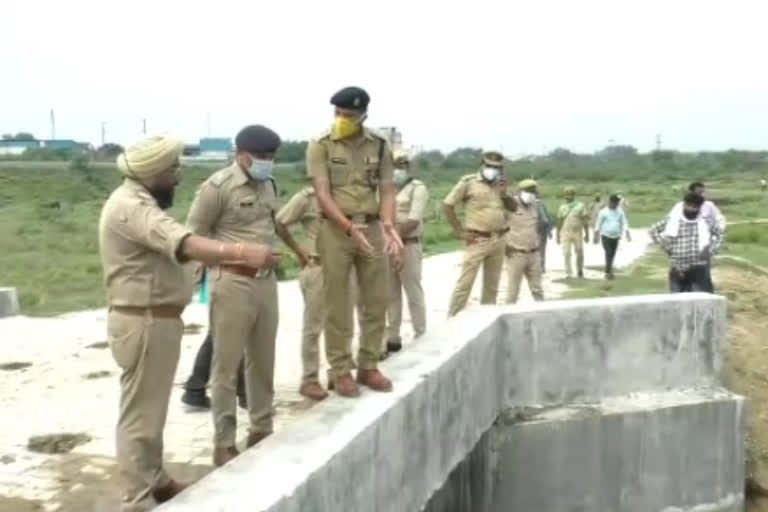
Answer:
[
  {"left": 101, "top": 122, "right": 106, "bottom": 146},
  {"left": 655, "top": 133, "right": 662, "bottom": 151},
  {"left": 50, "top": 109, "right": 56, "bottom": 140},
  {"left": 142, "top": 118, "right": 147, "bottom": 135}
]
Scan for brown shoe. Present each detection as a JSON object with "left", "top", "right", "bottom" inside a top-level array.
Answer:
[
  {"left": 212, "top": 446, "right": 239, "bottom": 467},
  {"left": 357, "top": 369, "right": 393, "bottom": 392},
  {"left": 333, "top": 373, "right": 361, "bottom": 397},
  {"left": 246, "top": 431, "right": 272, "bottom": 448},
  {"left": 152, "top": 479, "right": 189, "bottom": 503},
  {"left": 299, "top": 381, "right": 329, "bottom": 401}
]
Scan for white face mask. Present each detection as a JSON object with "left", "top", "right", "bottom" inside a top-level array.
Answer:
[
  {"left": 481, "top": 167, "right": 500, "bottom": 182},
  {"left": 393, "top": 168, "right": 408, "bottom": 186},
  {"left": 519, "top": 191, "right": 536, "bottom": 204}
]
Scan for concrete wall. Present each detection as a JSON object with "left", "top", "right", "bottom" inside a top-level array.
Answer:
[{"left": 159, "top": 294, "right": 740, "bottom": 512}]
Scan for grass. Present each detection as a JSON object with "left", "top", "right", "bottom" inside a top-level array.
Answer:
[{"left": 3, "top": 157, "right": 768, "bottom": 315}]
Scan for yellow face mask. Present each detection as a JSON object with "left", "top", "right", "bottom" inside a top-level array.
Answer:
[{"left": 333, "top": 115, "right": 362, "bottom": 139}]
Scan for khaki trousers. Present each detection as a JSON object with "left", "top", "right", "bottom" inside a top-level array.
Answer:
[
  {"left": 108, "top": 309, "right": 182, "bottom": 509},
  {"left": 210, "top": 270, "right": 278, "bottom": 448},
  {"left": 505, "top": 249, "right": 544, "bottom": 304},
  {"left": 299, "top": 265, "right": 363, "bottom": 385},
  {"left": 318, "top": 219, "right": 388, "bottom": 374},
  {"left": 561, "top": 231, "right": 584, "bottom": 277},
  {"left": 448, "top": 236, "right": 505, "bottom": 316},
  {"left": 387, "top": 242, "right": 426, "bottom": 340}
]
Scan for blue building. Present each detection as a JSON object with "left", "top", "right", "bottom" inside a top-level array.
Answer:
[{"left": 199, "top": 137, "right": 232, "bottom": 159}]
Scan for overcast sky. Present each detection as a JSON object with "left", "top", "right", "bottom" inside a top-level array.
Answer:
[{"left": 1, "top": 0, "right": 767, "bottom": 154}]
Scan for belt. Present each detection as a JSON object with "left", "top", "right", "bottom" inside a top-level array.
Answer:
[
  {"left": 402, "top": 237, "right": 420, "bottom": 244},
  {"left": 507, "top": 247, "right": 539, "bottom": 254},
  {"left": 322, "top": 213, "right": 379, "bottom": 224},
  {"left": 110, "top": 305, "right": 185, "bottom": 318},
  {"left": 467, "top": 228, "right": 510, "bottom": 238},
  {"left": 220, "top": 264, "right": 267, "bottom": 279}
]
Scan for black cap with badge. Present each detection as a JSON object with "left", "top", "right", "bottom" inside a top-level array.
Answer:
[
  {"left": 235, "top": 125, "right": 281, "bottom": 154},
  {"left": 330, "top": 86, "right": 370, "bottom": 111}
]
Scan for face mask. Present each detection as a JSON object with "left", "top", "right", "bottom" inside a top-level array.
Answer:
[
  {"left": 683, "top": 209, "right": 699, "bottom": 220},
  {"left": 481, "top": 167, "right": 500, "bottom": 182},
  {"left": 519, "top": 191, "right": 536, "bottom": 204},
  {"left": 394, "top": 168, "right": 409, "bottom": 186},
  {"left": 333, "top": 115, "right": 363, "bottom": 139},
  {"left": 149, "top": 186, "right": 175, "bottom": 210},
  {"left": 248, "top": 158, "right": 274, "bottom": 181}
]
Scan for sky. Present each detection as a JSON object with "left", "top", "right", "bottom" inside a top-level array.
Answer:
[{"left": 1, "top": 0, "right": 767, "bottom": 155}]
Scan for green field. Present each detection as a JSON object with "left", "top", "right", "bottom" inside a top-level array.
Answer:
[{"left": 2, "top": 152, "right": 768, "bottom": 315}]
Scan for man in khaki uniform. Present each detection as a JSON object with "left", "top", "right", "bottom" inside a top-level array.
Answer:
[
  {"left": 443, "top": 149, "right": 514, "bottom": 317},
  {"left": 556, "top": 186, "right": 591, "bottom": 278},
  {"left": 99, "top": 135, "right": 277, "bottom": 511},
  {"left": 276, "top": 184, "right": 367, "bottom": 400},
  {"left": 308, "top": 86, "right": 403, "bottom": 397},
  {"left": 185, "top": 125, "right": 282, "bottom": 467},
  {"left": 384, "top": 150, "right": 428, "bottom": 355},
  {"left": 505, "top": 179, "right": 544, "bottom": 303}
]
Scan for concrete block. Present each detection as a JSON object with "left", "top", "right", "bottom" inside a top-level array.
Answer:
[
  {"left": 487, "top": 389, "right": 746, "bottom": 512},
  {"left": 0, "top": 287, "right": 20, "bottom": 318},
  {"left": 498, "top": 293, "right": 726, "bottom": 407}
]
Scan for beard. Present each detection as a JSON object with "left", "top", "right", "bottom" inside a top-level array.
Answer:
[{"left": 149, "top": 186, "right": 175, "bottom": 210}]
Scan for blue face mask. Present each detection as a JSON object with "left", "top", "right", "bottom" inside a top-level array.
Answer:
[{"left": 248, "top": 158, "right": 274, "bottom": 181}]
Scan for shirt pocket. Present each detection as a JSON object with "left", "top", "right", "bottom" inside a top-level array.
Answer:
[
  {"left": 234, "top": 195, "right": 264, "bottom": 223},
  {"left": 328, "top": 157, "right": 350, "bottom": 187}
]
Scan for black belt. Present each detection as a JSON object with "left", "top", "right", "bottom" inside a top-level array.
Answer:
[
  {"left": 402, "top": 237, "right": 420, "bottom": 244},
  {"left": 507, "top": 247, "right": 539, "bottom": 254}
]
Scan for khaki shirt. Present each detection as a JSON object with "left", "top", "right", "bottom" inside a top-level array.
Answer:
[
  {"left": 558, "top": 201, "right": 589, "bottom": 234},
  {"left": 395, "top": 179, "right": 429, "bottom": 238},
  {"left": 443, "top": 172, "right": 507, "bottom": 233},
  {"left": 275, "top": 185, "right": 321, "bottom": 256},
  {"left": 98, "top": 179, "right": 194, "bottom": 307},
  {"left": 307, "top": 128, "right": 394, "bottom": 216},
  {"left": 186, "top": 164, "right": 279, "bottom": 247},
  {"left": 505, "top": 197, "right": 540, "bottom": 251}
]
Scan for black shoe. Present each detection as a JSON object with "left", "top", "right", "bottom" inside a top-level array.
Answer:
[
  {"left": 386, "top": 337, "right": 403, "bottom": 353},
  {"left": 577, "top": 271, "right": 585, "bottom": 279},
  {"left": 181, "top": 390, "right": 210, "bottom": 409},
  {"left": 238, "top": 394, "right": 247, "bottom": 410}
]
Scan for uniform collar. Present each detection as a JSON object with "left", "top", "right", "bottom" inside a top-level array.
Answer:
[{"left": 229, "top": 162, "right": 251, "bottom": 187}]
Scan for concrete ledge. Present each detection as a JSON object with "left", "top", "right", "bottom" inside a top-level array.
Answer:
[
  {"left": 158, "top": 294, "right": 734, "bottom": 512},
  {"left": 0, "top": 287, "right": 20, "bottom": 318}
]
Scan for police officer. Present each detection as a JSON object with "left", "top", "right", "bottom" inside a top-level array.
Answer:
[
  {"left": 99, "top": 135, "right": 278, "bottom": 511},
  {"left": 307, "top": 86, "right": 403, "bottom": 397},
  {"left": 556, "top": 186, "right": 591, "bottom": 278},
  {"left": 505, "top": 179, "right": 544, "bottom": 303},
  {"left": 275, "top": 184, "right": 367, "bottom": 399},
  {"left": 186, "top": 125, "right": 282, "bottom": 466},
  {"left": 443, "top": 149, "right": 513, "bottom": 316},
  {"left": 384, "top": 150, "right": 429, "bottom": 354}
]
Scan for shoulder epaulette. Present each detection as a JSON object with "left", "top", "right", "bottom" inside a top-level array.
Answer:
[{"left": 209, "top": 167, "right": 234, "bottom": 187}]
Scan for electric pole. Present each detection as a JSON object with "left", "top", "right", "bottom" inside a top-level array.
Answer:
[
  {"left": 655, "top": 133, "right": 662, "bottom": 151},
  {"left": 101, "top": 122, "right": 106, "bottom": 146},
  {"left": 50, "top": 109, "right": 56, "bottom": 140},
  {"left": 142, "top": 118, "right": 147, "bottom": 135}
]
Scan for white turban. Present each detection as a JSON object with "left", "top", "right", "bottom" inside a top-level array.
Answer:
[{"left": 117, "top": 135, "right": 184, "bottom": 179}]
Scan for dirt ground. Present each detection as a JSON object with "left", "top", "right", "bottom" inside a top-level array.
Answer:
[{"left": 718, "top": 266, "right": 768, "bottom": 511}]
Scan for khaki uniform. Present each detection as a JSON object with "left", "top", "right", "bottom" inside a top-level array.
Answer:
[
  {"left": 186, "top": 164, "right": 279, "bottom": 448},
  {"left": 98, "top": 179, "right": 194, "bottom": 509},
  {"left": 387, "top": 179, "right": 429, "bottom": 340},
  {"left": 505, "top": 197, "right": 544, "bottom": 303},
  {"left": 276, "top": 186, "right": 363, "bottom": 384},
  {"left": 558, "top": 201, "right": 589, "bottom": 277},
  {"left": 308, "top": 128, "right": 393, "bottom": 374},
  {"left": 444, "top": 172, "right": 509, "bottom": 316}
]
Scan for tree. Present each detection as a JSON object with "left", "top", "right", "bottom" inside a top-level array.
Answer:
[
  {"left": 549, "top": 147, "right": 575, "bottom": 161},
  {"left": 95, "top": 143, "right": 124, "bottom": 160},
  {"left": 2, "top": 134, "right": 12, "bottom": 140},
  {"left": 12, "top": 132, "right": 35, "bottom": 141},
  {"left": 275, "top": 140, "right": 308, "bottom": 163},
  {"left": 598, "top": 145, "right": 638, "bottom": 160}
]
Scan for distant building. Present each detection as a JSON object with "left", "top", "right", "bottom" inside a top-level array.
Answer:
[
  {"left": 0, "top": 139, "right": 89, "bottom": 156},
  {"left": 0, "top": 139, "right": 40, "bottom": 155},
  {"left": 199, "top": 137, "right": 233, "bottom": 160}
]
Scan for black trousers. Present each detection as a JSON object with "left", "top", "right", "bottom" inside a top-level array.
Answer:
[
  {"left": 669, "top": 265, "right": 713, "bottom": 293},
  {"left": 601, "top": 236, "right": 619, "bottom": 274},
  {"left": 184, "top": 329, "right": 246, "bottom": 398}
]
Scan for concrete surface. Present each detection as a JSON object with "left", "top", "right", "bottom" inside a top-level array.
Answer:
[
  {"left": 427, "top": 389, "right": 745, "bottom": 512},
  {"left": 0, "top": 287, "right": 19, "bottom": 318},
  {"left": 158, "top": 294, "right": 737, "bottom": 512},
  {"left": 0, "top": 232, "right": 650, "bottom": 510}
]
